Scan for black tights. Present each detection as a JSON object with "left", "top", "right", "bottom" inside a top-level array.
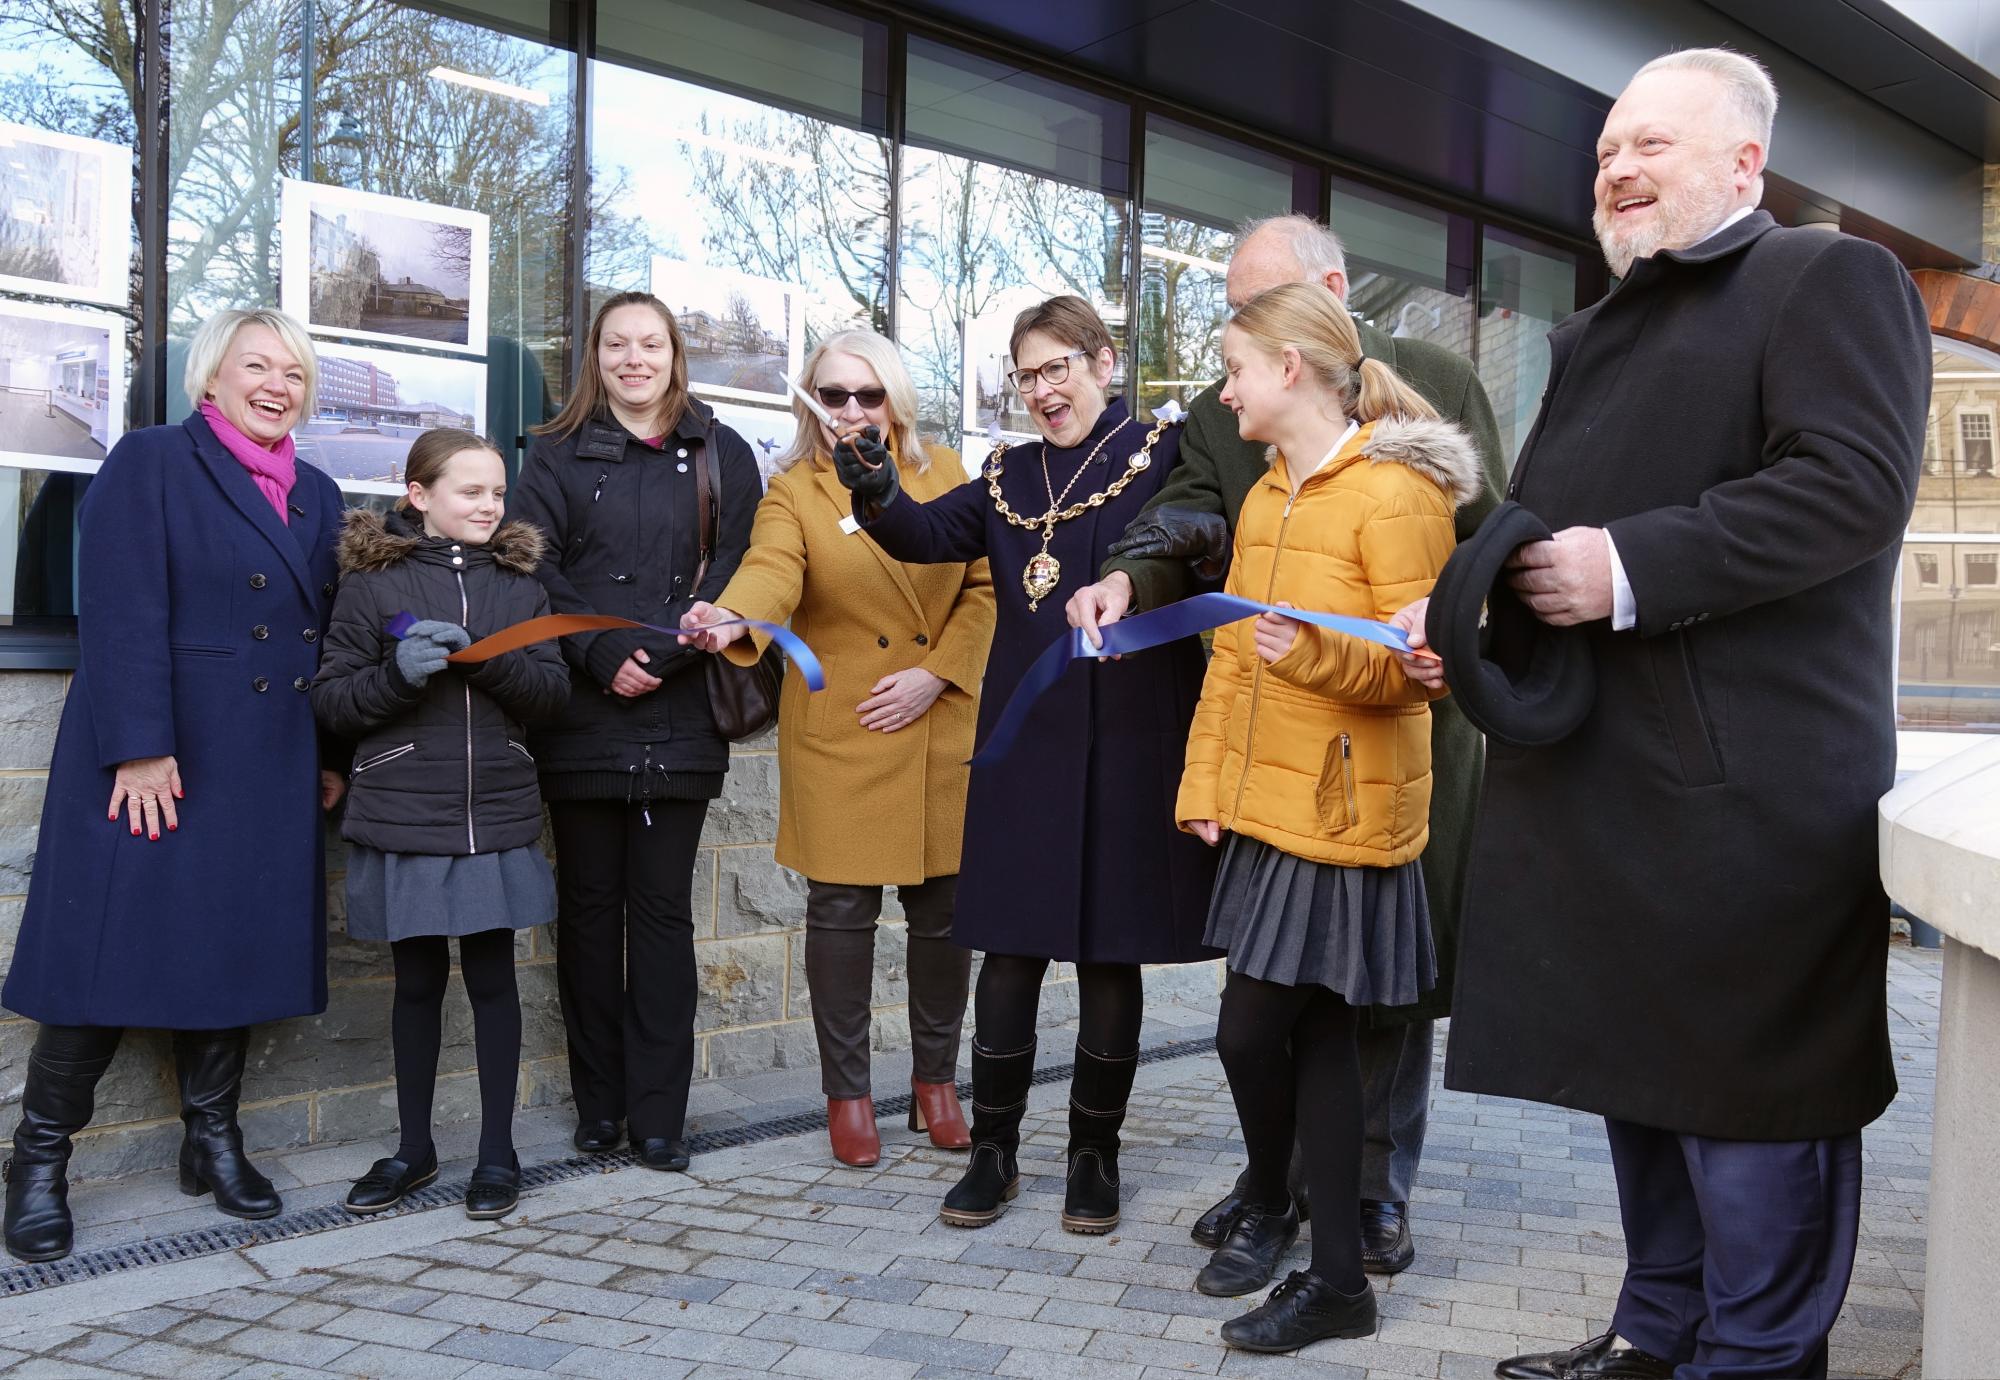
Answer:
[
  {"left": 974, "top": 954, "right": 1142, "bottom": 1055},
  {"left": 392, "top": 929, "right": 519, "bottom": 1167},
  {"left": 1214, "top": 970, "right": 1365, "bottom": 1290}
]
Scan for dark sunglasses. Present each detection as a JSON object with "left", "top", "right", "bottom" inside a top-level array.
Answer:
[{"left": 815, "top": 385, "right": 888, "bottom": 409}]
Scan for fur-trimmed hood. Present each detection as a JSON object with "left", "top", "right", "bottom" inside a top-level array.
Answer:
[
  {"left": 1264, "top": 415, "right": 1485, "bottom": 509},
  {"left": 337, "top": 506, "right": 547, "bottom": 576}
]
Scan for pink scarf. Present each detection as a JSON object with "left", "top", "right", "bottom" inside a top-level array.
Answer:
[{"left": 200, "top": 399, "right": 297, "bottom": 524}]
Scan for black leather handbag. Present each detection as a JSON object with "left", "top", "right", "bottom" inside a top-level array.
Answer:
[{"left": 692, "top": 429, "right": 784, "bottom": 741}]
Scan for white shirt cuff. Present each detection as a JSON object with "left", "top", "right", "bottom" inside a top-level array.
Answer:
[{"left": 1606, "top": 532, "right": 1636, "bottom": 631}]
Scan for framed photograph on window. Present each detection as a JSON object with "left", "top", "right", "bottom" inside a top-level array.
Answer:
[
  {"left": 0, "top": 122, "right": 131, "bottom": 307},
  {"left": 299, "top": 341, "right": 487, "bottom": 496},
  {"left": 692, "top": 396, "right": 798, "bottom": 487},
  {"left": 0, "top": 300, "right": 125, "bottom": 475},
  {"left": 280, "top": 181, "right": 490, "bottom": 357},
  {"left": 650, "top": 257, "right": 803, "bottom": 408}
]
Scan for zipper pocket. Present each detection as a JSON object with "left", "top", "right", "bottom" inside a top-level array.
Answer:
[
  {"left": 507, "top": 739, "right": 534, "bottom": 763},
  {"left": 352, "top": 742, "right": 416, "bottom": 775},
  {"left": 1341, "top": 733, "right": 1357, "bottom": 822},
  {"left": 1316, "top": 732, "right": 1355, "bottom": 831}
]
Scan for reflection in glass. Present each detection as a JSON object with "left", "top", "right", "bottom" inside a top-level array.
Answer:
[
  {"left": 1331, "top": 178, "right": 1476, "bottom": 383},
  {"left": 1479, "top": 227, "right": 1577, "bottom": 472},
  {"left": 1898, "top": 342, "right": 2000, "bottom": 731}
]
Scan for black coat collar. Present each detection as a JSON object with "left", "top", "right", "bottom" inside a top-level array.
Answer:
[
  {"left": 577, "top": 397, "right": 715, "bottom": 463},
  {"left": 1649, "top": 208, "right": 1777, "bottom": 268}
]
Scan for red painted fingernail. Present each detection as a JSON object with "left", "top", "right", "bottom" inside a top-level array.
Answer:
[
  {"left": 108, "top": 811, "right": 118, "bottom": 820},
  {"left": 131, "top": 826, "right": 140, "bottom": 835},
  {"left": 148, "top": 832, "right": 159, "bottom": 841},
  {"left": 167, "top": 823, "right": 177, "bottom": 832}
]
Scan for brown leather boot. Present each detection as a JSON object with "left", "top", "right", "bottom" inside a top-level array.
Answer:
[
  {"left": 827, "top": 1095, "right": 880, "bottom": 1167},
  {"left": 908, "top": 1079, "right": 971, "bottom": 1149}
]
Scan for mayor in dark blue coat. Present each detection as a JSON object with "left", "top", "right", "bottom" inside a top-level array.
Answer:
[
  {"left": 834, "top": 295, "right": 1217, "bottom": 1240},
  {"left": 1, "top": 309, "right": 345, "bottom": 1264}
]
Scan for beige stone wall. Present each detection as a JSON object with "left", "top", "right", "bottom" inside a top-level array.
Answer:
[{"left": 0, "top": 672, "right": 1221, "bottom": 1179}]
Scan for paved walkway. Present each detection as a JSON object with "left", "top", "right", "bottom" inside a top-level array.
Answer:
[{"left": 0, "top": 944, "right": 1937, "bottom": 1379}]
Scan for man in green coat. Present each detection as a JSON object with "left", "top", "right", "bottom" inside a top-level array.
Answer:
[{"left": 1067, "top": 213, "right": 1503, "bottom": 1276}]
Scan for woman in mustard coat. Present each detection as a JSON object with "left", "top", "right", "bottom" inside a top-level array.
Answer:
[{"left": 681, "top": 330, "right": 994, "bottom": 1167}]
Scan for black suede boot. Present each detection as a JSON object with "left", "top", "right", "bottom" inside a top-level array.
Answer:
[
  {"left": 939, "top": 1039, "right": 1035, "bottom": 1228},
  {"left": 173, "top": 1029, "right": 281, "bottom": 1220},
  {"left": 1062, "top": 1043, "right": 1137, "bottom": 1234},
  {"left": 3, "top": 1025, "right": 121, "bottom": 1263}
]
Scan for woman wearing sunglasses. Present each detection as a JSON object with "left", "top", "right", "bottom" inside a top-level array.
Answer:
[{"left": 679, "top": 330, "right": 995, "bottom": 1168}]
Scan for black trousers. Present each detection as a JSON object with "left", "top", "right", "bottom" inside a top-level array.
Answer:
[{"left": 549, "top": 797, "right": 708, "bottom": 1140}]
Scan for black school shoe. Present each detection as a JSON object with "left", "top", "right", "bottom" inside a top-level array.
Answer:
[
  {"left": 1220, "top": 1270, "right": 1378, "bottom": 1353},
  {"left": 466, "top": 1155, "right": 521, "bottom": 1220},
  {"left": 344, "top": 1147, "right": 440, "bottom": 1215},
  {"left": 636, "top": 1138, "right": 691, "bottom": 1172},
  {"left": 1195, "top": 1200, "right": 1301, "bottom": 1297}
]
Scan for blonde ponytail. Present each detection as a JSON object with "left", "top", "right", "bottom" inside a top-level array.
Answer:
[
  {"left": 1355, "top": 356, "right": 1439, "bottom": 425},
  {"left": 1228, "top": 282, "right": 1438, "bottom": 428}
]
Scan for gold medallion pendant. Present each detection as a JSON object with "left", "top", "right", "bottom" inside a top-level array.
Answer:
[{"left": 1024, "top": 545, "right": 1061, "bottom": 609}]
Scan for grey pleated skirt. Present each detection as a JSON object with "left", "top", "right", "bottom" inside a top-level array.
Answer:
[
  {"left": 344, "top": 844, "right": 556, "bottom": 943},
  {"left": 1202, "top": 833, "right": 1437, "bottom": 1006}
]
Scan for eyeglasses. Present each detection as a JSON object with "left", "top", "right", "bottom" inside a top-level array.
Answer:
[
  {"left": 1008, "top": 351, "right": 1088, "bottom": 394},
  {"left": 815, "top": 386, "right": 887, "bottom": 409}
]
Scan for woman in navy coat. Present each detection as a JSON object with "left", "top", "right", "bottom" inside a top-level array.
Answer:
[
  {"left": 835, "top": 295, "right": 1218, "bottom": 1237},
  {"left": 1, "top": 309, "right": 346, "bottom": 1263}
]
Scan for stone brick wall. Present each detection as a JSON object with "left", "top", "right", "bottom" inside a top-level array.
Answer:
[{"left": 0, "top": 671, "right": 1222, "bottom": 1180}]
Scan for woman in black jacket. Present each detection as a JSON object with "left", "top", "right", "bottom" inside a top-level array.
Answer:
[
  {"left": 312, "top": 430, "right": 570, "bottom": 1219},
  {"left": 509, "top": 292, "right": 760, "bottom": 1170}
]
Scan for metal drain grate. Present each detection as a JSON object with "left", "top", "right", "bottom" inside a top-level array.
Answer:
[{"left": 0, "top": 1032, "right": 1217, "bottom": 1297}]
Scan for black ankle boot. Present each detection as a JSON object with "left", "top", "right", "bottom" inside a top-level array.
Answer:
[
  {"left": 1061, "top": 1043, "right": 1136, "bottom": 1234},
  {"left": 4, "top": 1025, "right": 120, "bottom": 1263},
  {"left": 173, "top": 1029, "right": 281, "bottom": 1220},
  {"left": 939, "top": 1039, "right": 1035, "bottom": 1228}
]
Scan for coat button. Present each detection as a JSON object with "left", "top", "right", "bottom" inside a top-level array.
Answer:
[
  {"left": 302, "top": 628, "right": 318, "bottom": 643},
  {"left": 451, "top": 556, "right": 463, "bottom": 566},
  {"left": 293, "top": 676, "right": 310, "bottom": 692},
  {"left": 252, "top": 676, "right": 270, "bottom": 693},
  {"left": 252, "top": 625, "right": 269, "bottom": 640},
  {"left": 915, "top": 634, "right": 929, "bottom": 646},
  {"left": 877, "top": 636, "right": 889, "bottom": 648},
  {"left": 677, "top": 447, "right": 688, "bottom": 458},
  {"left": 249, "top": 574, "right": 267, "bottom": 589},
  {"left": 322, "top": 582, "right": 335, "bottom": 598}
]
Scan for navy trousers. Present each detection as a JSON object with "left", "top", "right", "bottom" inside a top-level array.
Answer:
[{"left": 1606, "top": 1118, "right": 1862, "bottom": 1380}]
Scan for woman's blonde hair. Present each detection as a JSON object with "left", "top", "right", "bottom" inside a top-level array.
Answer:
[
  {"left": 775, "top": 329, "right": 927, "bottom": 474},
  {"left": 535, "top": 291, "right": 690, "bottom": 441},
  {"left": 1227, "top": 283, "right": 1438, "bottom": 426},
  {"left": 184, "top": 308, "right": 319, "bottom": 418}
]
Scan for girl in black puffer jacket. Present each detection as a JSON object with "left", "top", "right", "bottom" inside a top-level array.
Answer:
[{"left": 312, "top": 429, "right": 570, "bottom": 1221}]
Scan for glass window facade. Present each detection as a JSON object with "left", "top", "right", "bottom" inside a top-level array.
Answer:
[
  {"left": 0, "top": 0, "right": 1625, "bottom": 658},
  {"left": 1478, "top": 226, "right": 1579, "bottom": 471},
  {"left": 1898, "top": 341, "right": 2000, "bottom": 733}
]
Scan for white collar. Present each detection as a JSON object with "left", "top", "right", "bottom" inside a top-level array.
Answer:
[{"left": 1689, "top": 204, "right": 1757, "bottom": 248}]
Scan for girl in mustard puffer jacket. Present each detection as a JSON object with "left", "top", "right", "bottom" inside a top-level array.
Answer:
[{"left": 1177, "top": 283, "right": 1480, "bottom": 1353}]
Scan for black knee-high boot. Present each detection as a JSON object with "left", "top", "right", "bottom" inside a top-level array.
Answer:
[
  {"left": 938, "top": 1039, "right": 1035, "bottom": 1228},
  {"left": 1062, "top": 1043, "right": 1137, "bottom": 1234},
  {"left": 3, "top": 1025, "right": 121, "bottom": 1262},
  {"left": 174, "top": 1029, "right": 281, "bottom": 1220}
]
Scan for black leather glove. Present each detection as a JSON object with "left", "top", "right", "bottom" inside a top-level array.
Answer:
[
  {"left": 830, "top": 426, "right": 900, "bottom": 515},
  {"left": 1106, "top": 506, "right": 1230, "bottom": 576}
]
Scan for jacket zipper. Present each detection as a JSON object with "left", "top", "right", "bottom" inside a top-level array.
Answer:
[
  {"left": 352, "top": 742, "right": 416, "bottom": 774},
  {"left": 457, "top": 570, "right": 475, "bottom": 854},
  {"left": 1340, "top": 732, "right": 1356, "bottom": 822},
  {"left": 1231, "top": 486, "right": 1300, "bottom": 822}
]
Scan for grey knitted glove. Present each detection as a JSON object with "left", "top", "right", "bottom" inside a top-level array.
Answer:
[{"left": 392, "top": 621, "right": 471, "bottom": 689}]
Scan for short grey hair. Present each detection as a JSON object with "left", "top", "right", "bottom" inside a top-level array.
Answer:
[
  {"left": 1635, "top": 47, "right": 1778, "bottom": 151},
  {"left": 183, "top": 308, "right": 319, "bottom": 418},
  {"left": 1237, "top": 213, "right": 1347, "bottom": 286}
]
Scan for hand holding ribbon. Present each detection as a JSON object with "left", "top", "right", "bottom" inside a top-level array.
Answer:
[
  {"left": 970, "top": 591, "right": 1431, "bottom": 768},
  {"left": 385, "top": 610, "right": 827, "bottom": 692}
]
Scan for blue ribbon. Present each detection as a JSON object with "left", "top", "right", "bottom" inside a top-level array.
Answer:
[{"left": 968, "top": 592, "right": 1415, "bottom": 768}]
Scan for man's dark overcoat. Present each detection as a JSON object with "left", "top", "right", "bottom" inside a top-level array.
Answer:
[
  {"left": 3, "top": 415, "right": 343, "bottom": 1028},
  {"left": 1444, "top": 212, "right": 1931, "bottom": 1141},
  {"left": 863, "top": 398, "right": 1219, "bottom": 966}
]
